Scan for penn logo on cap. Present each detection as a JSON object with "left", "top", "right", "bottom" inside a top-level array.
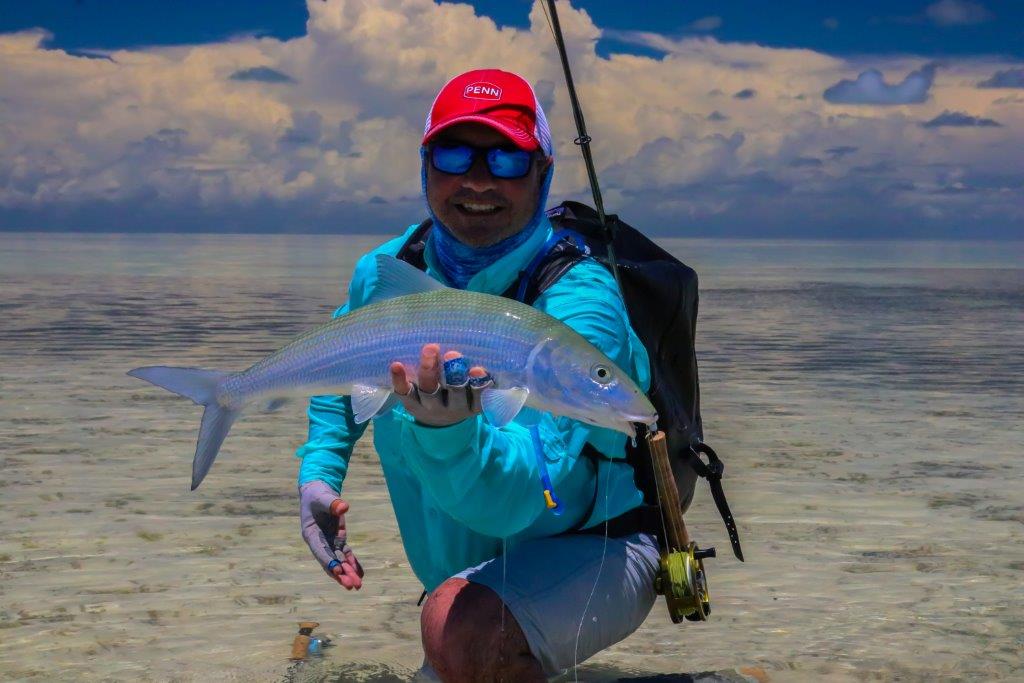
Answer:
[{"left": 463, "top": 82, "right": 502, "bottom": 100}]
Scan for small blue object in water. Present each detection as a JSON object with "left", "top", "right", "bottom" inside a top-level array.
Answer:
[{"left": 307, "top": 637, "right": 323, "bottom": 656}]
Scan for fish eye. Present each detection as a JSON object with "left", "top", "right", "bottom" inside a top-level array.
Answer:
[{"left": 590, "top": 363, "right": 613, "bottom": 384}]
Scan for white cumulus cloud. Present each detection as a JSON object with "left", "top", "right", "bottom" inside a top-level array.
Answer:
[{"left": 0, "top": 0, "right": 1021, "bottom": 238}]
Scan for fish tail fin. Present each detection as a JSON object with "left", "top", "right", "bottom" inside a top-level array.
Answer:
[{"left": 127, "top": 365, "right": 240, "bottom": 490}]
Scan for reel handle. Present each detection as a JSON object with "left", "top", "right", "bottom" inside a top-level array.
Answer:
[{"left": 694, "top": 547, "right": 717, "bottom": 561}]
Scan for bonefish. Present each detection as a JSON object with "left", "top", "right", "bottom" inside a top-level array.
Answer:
[{"left": 129, "top": 255, "right": 657, "bottom": 490}]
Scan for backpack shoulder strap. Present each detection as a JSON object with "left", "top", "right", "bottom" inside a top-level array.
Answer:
[
  {"left": 396, "top": 218, "right": 434, "bottom": 271},
  {"left": 502, "top": 229, "right": 590, "bottom": 305}
]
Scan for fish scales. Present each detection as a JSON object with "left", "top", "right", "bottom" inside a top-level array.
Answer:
[{"left": 222, "top": 290, "right": 549, "bottom": 402}]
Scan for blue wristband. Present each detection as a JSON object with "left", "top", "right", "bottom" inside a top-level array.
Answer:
[{"left": 327, "top": 559, "right": 340, "bottom": 571}]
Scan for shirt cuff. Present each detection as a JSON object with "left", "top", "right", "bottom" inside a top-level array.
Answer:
[{"left": 404, "top": 414, "right": 481, "bottom": 461}]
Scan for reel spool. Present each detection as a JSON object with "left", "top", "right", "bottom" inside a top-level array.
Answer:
[
  {"left": 654, "top": 542, "right": 716, "bottom": 623},
  {"left": 645, "top": 429, "right": 717, "bottom": 623}
]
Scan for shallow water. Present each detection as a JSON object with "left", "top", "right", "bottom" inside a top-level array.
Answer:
[{"left": 1, "top": 233, "right": 1022, "bottom": 681}]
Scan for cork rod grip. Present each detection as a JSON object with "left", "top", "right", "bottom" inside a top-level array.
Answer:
[{"left": 647, "top": 431, "right": 690, "bottom": 551}]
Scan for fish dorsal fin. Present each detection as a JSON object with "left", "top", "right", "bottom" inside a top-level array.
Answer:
[
  {"left": 351, "top": 384, "right": 397, "bottom": 423},
  {"left": 481, "top": 387, "right": 530, "bottom": 428},
  {"left": 366, "top": 254, "right": 447, "bottom": 305}
]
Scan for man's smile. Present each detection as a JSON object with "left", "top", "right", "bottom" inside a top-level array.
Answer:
[{"left": 454, "top": 201, "right": 505, "bottom": 216}]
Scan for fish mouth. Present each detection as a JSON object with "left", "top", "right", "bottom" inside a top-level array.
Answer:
[{"left": 620, "top": 413, "right": 659, "bottom": 438}]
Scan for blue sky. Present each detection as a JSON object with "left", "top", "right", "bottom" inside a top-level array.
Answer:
[
  {"left": 1, "top": 0, "right": 1022, "bottom": 237},
  {"left": 4, "top": 1, "right": 1023, "bottom": 58}
]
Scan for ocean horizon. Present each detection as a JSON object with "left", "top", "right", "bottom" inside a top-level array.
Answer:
[{"left": 1, "top": 232, "right": 1021, "bottom": 680}]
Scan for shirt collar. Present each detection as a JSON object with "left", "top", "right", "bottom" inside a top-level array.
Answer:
[{"left": 424, "top": 216, "right": 554, "bottom": 295}]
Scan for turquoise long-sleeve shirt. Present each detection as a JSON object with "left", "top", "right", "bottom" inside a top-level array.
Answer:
[{"left": 296, "top": 217, "right": 651, "bottom": 591}]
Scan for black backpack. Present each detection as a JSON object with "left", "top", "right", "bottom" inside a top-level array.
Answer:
[{"left": 397, "top": 201, "right": 742, "bottom": 561}]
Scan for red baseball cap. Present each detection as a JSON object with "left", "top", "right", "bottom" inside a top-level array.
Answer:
[{"left": 422, "top": 68, "right": 551, "bottom": 153}]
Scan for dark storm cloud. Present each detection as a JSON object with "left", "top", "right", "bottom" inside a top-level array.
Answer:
[
  {"left": 65, "top": 48, "right": 116, "bottom": 62},
  {"left": 124, "top": 128, "right": 190, "bottom": 159},
  {"left": 278, "top": 111, "right": 323, "bottom": 147},
  {"left": 707, "top": 110, "right": 729, "bottom": 121},
  {"left": 733, "top": 88, "right": 757, "bottom": 99},
  {"left": 0, "top": 194, "right": 423, "bottom": 235},
  {"left": 533, "top": 79, "right": 556, "bottom": 117},
  {"left": 993, "top": 94, "right": 1024, "bottom": 105},
  {"left": 921, "top": 110, "right": 1002, "bottom": 128},
  {"left": 823, "top": 64, "right": 936, "bottom": 105},
  {"left": 825, "top": 145, "right": 858, "bottom": 159},
  {"left": 229, "top": 66, "right": 296, "bottom": 83},
  {"left": 977, "top": 68, "right": 1024, "bottom": 89}
]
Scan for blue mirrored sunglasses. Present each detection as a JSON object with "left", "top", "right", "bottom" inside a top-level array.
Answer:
[{"left": 429, "top": 143, "right": 535, "bottom": 180}]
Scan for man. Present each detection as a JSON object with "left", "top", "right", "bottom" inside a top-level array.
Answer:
[{"left": 297, "top": 68, "right": 660, "bottom": 681}]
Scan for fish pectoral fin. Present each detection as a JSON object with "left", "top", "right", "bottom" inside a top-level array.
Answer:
[
  {"left": 514, "top": 406, "right": 544, "bottom": 427},
  {"left": 351, "top": 385, "right": 396, "bottom": 423},
  {"left": 480, "top": 387, "right": 530, "bottom": 428},
  {"left": 365, "top": 254, "right": 447, "bottom": 305}
]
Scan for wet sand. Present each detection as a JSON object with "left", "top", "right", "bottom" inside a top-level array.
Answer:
[{"left": 1, "top": 233, "right": 1021, "bottom": 681}]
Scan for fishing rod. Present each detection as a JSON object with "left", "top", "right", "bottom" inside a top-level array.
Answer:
[
  {"left": 540, "top": 0, "right": 623, "bottom": 294},
  {"left": 542, "top": 0, "right": 716, "bottom": 624}
]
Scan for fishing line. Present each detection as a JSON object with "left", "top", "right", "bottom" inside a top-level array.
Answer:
[
  {"left": 541, "top": 2, "right": 630, "bottom": 677},
  {"left": 648, "top": 429, "right": 671, "bottom": 560},
  {"left": 539, "top": 0, "right": 558, "bottom": 44},
  {"left": 500, "top": 536, "right": 508, "bottom": 637},
  {"left": 571, "top": 445, "right": 612, "bottom": 680}
]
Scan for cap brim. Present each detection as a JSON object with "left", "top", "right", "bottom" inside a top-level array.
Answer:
[{"left": 422, "top": 115, "right": 539, "bottom": 152}]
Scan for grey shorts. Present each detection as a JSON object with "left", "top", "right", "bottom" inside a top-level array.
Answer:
[{"left": 454, "top": 531, "right": 660, "bottom": 677}]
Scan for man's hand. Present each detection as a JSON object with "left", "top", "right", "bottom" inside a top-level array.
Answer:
[
  {"left": 389, "top": 343, "right": 494, "bottom": 427},
  {"left": 299, "top": 481, "right": 364, "bottom": 590}
]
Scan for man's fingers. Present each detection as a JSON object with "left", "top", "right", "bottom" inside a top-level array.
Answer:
[
  {"left": 418, "top": 343, "right": 441, "bottom": 394},
  {"left": 329, "top": 563, "right": 354, "bottom": 589},
  {"left": 390, "top": 361, "right": 412, "bottom": 395},
  {"left": 468, "top": 366, "right": 493, "bottom": 388},
  {"left": 467, "top": 366, "right": 493, "bottom": 411},
  {"left": 342, "top": 545, "right": 365, "bottom": 578},
  {"left": 330, "top": 558, "right": 363, "bottom": 590},
  {"left": 340, "top": 561, "right": 363, "bottom": 589}
]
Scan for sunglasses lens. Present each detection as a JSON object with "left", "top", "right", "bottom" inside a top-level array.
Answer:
[
  {"left": 431, "top": 144, "right": 475, "bottom": 175},
  {"left": 430, "top": 143, "right": 533, "bottom": 179},
  {"left": 487, "top": 148, "right": 532, "bottom": 179}
]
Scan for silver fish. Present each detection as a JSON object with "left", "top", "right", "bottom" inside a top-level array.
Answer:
[{"left": 129, "top": 255, "right": 657, "bottom": 489}]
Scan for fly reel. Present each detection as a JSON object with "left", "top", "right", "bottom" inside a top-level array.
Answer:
[
  {"left": 654, "top": 541, "right": 716, "bottom": 623},
  {"left": 644, "top": 429, "right": 718, "bottom": 623}
]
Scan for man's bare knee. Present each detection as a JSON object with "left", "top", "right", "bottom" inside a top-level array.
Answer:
[{"left": 421, "top": 578, "right": 544, "bottom": 682}]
